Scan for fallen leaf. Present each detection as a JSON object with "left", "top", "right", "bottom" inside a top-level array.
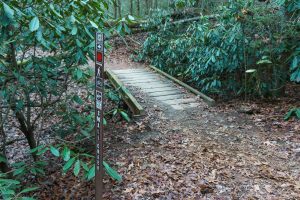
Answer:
[{"left": 265, "top": 185, "right": 272, "bottom": 193}]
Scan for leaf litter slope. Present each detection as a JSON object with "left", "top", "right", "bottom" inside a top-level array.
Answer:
[
  {"left": 103, "top": 36, "right": 300, "bottom": 199},
  {"left": 105, "top": 94, "right": 299, "bottom": 199}
]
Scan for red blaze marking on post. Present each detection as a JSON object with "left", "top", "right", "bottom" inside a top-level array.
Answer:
[{"left": 97, "top": 52, "right": 103, "bottom": 63}]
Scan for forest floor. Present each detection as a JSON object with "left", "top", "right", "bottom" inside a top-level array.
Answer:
[{"left": 37, "top": 34, "right": 299, "bottom": 199}]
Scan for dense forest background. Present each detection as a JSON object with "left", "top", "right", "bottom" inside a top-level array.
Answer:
[{"left": 137, "top": 0, "right": 299, "bottom": 98}]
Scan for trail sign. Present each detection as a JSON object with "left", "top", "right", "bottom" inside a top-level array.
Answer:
[{"left": 95, "top": 32, "right": 104, "bottom": 200}]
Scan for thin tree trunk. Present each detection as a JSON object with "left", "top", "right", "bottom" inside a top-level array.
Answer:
[
  {"left": 146, "top": 0, "right": 149, "bottom": 15},
  {"left": 137, "top": 0, "right": 140, "bottom": 16},
  {"left": 0, "top": 153, "right": 10, "bottom": 173},
  {"left": 0, "top": 105, "right": 10, "bottom": 173},
  {"left": 113, "top": 0, "right": 117, "bottom": 18},
  {"left": 15, "top": 110, "right": 37, "bottom": 161},
  {"left": 130, "top": 0, "right": 133, "bottom": 15},
  {"left": 0, "top": 124, "right": 10, "bottom": 173},
  {"left": 117, "top": 0, "right": 121, "bottom": 18},
  {"left": 25, "top": 130, "right": 37, "bottom": 153}
]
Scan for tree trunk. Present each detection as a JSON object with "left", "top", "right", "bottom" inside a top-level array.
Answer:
[
  {"left": 113, "top": 0, "right": 117, "bottom": 18},
  {"left": 0, "top": 125, "right": 10, "bottom": 173},
  {"left": 15, "top": 110, "right": 37, "bottom": 161},
  {"left": 146, "top": 0, "right": 149, "bottom": 15},
  {"left": 25, "top": 130, "right": 38, "bottom": 161},
  {"left": 130, "top": 0, "right": 133, "bottom": 15},
  {"left": 137, "top": 0, "right": 140, "bottom": 16},
  {"left": 0, "top": 153, "right": 10, "bottom": 173},
  {"left": 117, "top": 0, "right": 121, "bottom": 18},
  {"left": 150, "top": 0, "right": 153, "bottom": 10}
]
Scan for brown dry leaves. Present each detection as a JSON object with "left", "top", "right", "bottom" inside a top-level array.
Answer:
[{"left": 101, "top": 99, "right": 300, "bottom": 199}]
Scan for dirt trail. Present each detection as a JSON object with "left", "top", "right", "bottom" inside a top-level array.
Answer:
[{"left": 103, "top": 51, "right": 300, "bottom": 199}]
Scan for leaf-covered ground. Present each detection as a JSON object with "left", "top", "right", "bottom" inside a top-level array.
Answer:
[
  {"left": 36, "top": 35, "right": 299, "bottom": 199},
  {"left": 103, "top": 97, "right": 299, "bottom": 199}
]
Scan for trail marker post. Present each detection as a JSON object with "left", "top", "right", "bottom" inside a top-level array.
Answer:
[{"left": 95, "top": 32, "right": 104, "bottom": 200}]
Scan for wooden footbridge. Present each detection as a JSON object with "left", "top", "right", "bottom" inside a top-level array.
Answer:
[{"left": 106, "top": 65, "right": 215, "bottom": 116}]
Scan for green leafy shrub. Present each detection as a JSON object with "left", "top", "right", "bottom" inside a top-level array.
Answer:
[
  {"left": 0, "top": 0, "right": 107, "bottom": 158},
  {"left": 0, "top": 172, "right": 39, "bottom": 200},
  {"left": 138, "top": 0, "right": 299, "bottom": 98},
  {"left": 284, "top": 108, "right": 300, "bottom": 121},
  {"left": 290, "top": 47, "right": 300, "bottom": 82},
  {"left": 0, "top": 0, "right": 124, "bottom": 198}
]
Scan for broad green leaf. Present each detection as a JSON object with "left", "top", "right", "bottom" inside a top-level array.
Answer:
[
  {"left": 246, "top": 69, "right": 257, "bottom": 73},
  {"left": 1, "top": 189, "right": 15, "bottom": 195},
  {"left": 3, "top": 3, "right": 14, "bottom": 19},
  {"left": 76, "top": 69, "right": 83, "bottom": 79},
  {"left": 30, "top": 145, "right": 44, "bottom": 153},
  {"left": 75, "top": 39, "right": 83, "bottom": 47},
  {"left": 128, "top": 15, "right": 135, "bottom": 21},
  {"left": 73, "top": 160, "right": 81, "bottom": 176},
  {"left": 103, "top": 161, "right": 122, "bottom": 182},
  {"left": 29, "top": 17, "right": 40, "bottom": 32},
  {"left": 50, "top": 146, "right": 60, "bottom": 157},
  {"left": 73, "top": 95, "right": 83, "bottom": 105},
  {"left": 81, "top": 161, "right": 89, "bottom": 172},
  {"left": 296, "top": 109, "right": 300, "bottom": 118},
  {"left": 49, "top": 4, "right": 62, "bottom": 18},
  {"left": 30, "top": 168, "right": 37, "bottom": 175},
  {"left": 19, "top": 187, "right": 39, "bottom": 194},
  {"left": 211, "top": 55, "right": 216, "bottom": 63},
  {"left": 0, "top": 155, "right": 7, "bottom": 163},
  {"left": 62, "top": 148, "right": 71, "bottom": 162},
  {"left": 36, "top": 147, "right": 49, "bottom": 156},
  {"left": 285, "top": 108, "right": 300, "bottom": 120},
  {"left": 116, "top": 23, "right": 123, "bottom": 33},
  {"left": 70, "top": 15, "right": 76, "bottom": 23},
  {"left": 21, "top": 197, "right": 35, "bottom": 200},
  {"left": 80, "top": 153, "right": 94, "bottom": 158},
  {"left": 0, "top": 179, "right": 20, "bottom": 185},
  {"left": 81, "top": 130, "right": 90, "bottom": 137},
  {"left": 63, "top": 157, "right": 75, "bottom": 172},
  {"left": 71, "top": 26, "right": 78, "bottom": 35},
  {"left": 103, "top": 118, "right": 107, "bottom": 126},
  {"left": 89, "top": 20, "right": 98, "bottom": 29},
  {"left": 35, "top": 168, "right": 45, "bottom": 175},
  {"left": 16, "top": 100, "right": 24, "bottom": 111},
  {"left": 257, "top": 59, "right": 272, "bottom": 65},
  {"left": 14, "top": 7, "right": 25, "bottom": 17},
  {"left": 120, "top": 111, "right": 130, "bottom": 122},
  {"left": 12, "top": 161, "right": 25, "bottom": 168},
  {"left": 124, "top": 24, "right": 131, "bottom": 34},
  {"left": 291, "top": 56, "right": 298, "bottom": 70},
  {"left": 84, "top": 26, "right": 93, "bottom": 39},
  {"left": 291, "top": 69, "right": 300, "bottom": 82},
  {"left": 13, "top": 167, "right": 25, "bottom": 176},
  {"left": 87, "top": 165, "right": 95, "bottom": 180},
  {"left": 36, "top": 30, "right": 43, "bottom": 41}
]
